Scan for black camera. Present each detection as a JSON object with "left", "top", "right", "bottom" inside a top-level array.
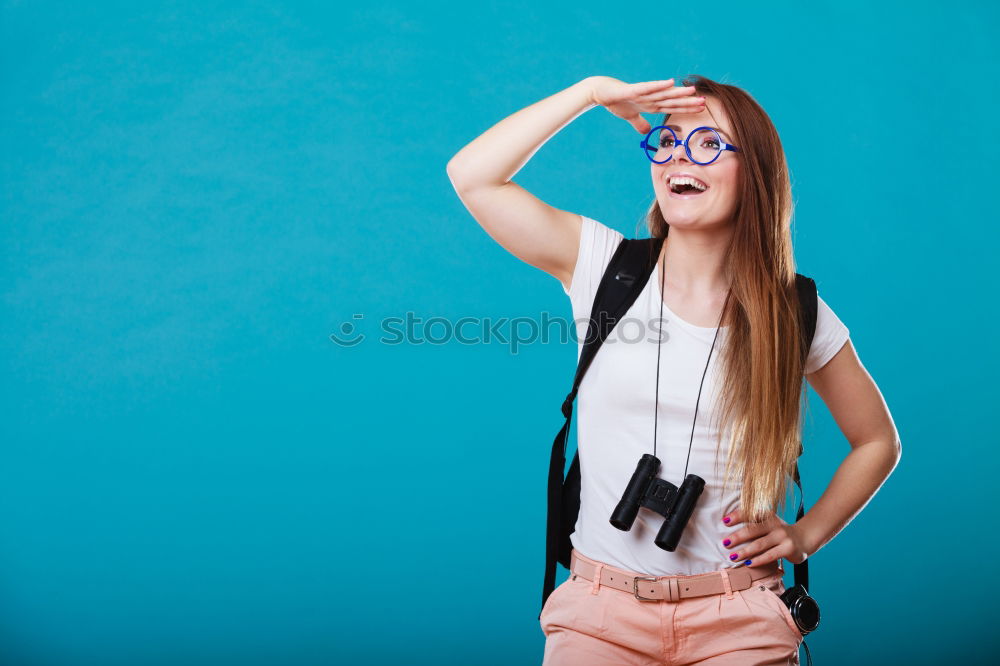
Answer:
[
  {"left": 610, "top": 453, "right": 705, "bottom": 551},
  {"left": 780, "top": 584, "right": 821, "bottom": 635}
]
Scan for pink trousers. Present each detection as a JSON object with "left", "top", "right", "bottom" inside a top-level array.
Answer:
[{"left": 540, "top": 548, "right": 804, "bottom": 665}]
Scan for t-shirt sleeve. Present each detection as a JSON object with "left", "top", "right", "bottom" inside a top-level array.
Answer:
[
  {"left": 563, "top": 214, "right": 625, "bottom": 316},
  {"left": 804, "top": 293, "right": 850, "bottom": 374}
]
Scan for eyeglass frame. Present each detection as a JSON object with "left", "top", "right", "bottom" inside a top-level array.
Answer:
[{"left": 640, "top": 125, "right": 741, "bottom": 165}]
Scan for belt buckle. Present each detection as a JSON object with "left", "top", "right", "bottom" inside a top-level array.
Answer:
[{"left": 633, "top": 575, "right": 659, "bottom": 601}]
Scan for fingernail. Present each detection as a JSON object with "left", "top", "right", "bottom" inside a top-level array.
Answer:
[
  {"left": 744, "top": 559, "right": 753, "bottom": 566},
  {"left": 723, "top": 516, "right": 730, "bottom": 523},
  {"left": 729, "top": 553, "right": 739, "bottom": 561},
  {"left": 723, "top": 539, "right": 731, "bottom": 547}
]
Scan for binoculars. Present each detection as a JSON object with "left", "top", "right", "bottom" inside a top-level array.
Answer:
[{"left": 610, "top": 453, "right": 705, "bottom": 551}]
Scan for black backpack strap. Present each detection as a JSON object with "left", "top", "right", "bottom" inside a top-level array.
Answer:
[
  {"left": 793, "top": 273, "right": 818, "bottom": 593},
  {"left": 540, "top": 236, "right": 664, "bottom": 618},
  {"left": 795, "top": 274, "right": 819, "bottom": 369}
]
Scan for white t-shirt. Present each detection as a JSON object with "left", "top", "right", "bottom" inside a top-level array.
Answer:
[{"left": 563, "top": 214, "right": 850, "bottom": 576}]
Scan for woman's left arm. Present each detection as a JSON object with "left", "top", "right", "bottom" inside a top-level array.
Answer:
[
  {"left": 795, "top": 338, "right": 902, "bottom": 555},
  {"left": 722, "top": 339, "right": 901, "bottom": 565}
]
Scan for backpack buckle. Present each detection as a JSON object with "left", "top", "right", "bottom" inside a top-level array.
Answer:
[
  {"left": 614, "top": 271, "right": 636, "bottom": 287},
  {"left": 561, "top": 397, "right": 574, "bottom": 418}
]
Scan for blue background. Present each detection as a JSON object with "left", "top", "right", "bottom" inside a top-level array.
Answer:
[{"left": 1, "top": 1, "right": 995, "bottom": 664}]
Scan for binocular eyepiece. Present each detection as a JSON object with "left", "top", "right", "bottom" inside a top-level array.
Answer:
[{"left": 610, "top": 453, "right": 705, "bottom": 551}]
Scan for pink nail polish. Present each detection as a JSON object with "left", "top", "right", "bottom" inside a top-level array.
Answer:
[
  {"left": 723, "top": 539, "right": 731, "bottom": 547},
  {"left": 723, "top": 516, "right": 730, "bottom": 524},
  {"left": 729, "top": 553, "right": 739, "bottom": 560}
]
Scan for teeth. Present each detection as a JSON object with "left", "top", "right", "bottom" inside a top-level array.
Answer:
[{"left": 667, "top": 175, "right": 708, "bottom": 192}]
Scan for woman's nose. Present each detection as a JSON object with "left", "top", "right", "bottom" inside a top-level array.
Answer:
[{"left": 666, "top": 139, "right": 690, "bottom": 163}]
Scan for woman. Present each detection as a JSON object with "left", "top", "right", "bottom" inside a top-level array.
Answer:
[{"left": 446, "top": 75, "right": 901, "bottom": 665}]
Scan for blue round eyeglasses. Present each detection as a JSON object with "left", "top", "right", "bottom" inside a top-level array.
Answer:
[{"left": 640, "top": 125, "right": 740, "bottom": 165}]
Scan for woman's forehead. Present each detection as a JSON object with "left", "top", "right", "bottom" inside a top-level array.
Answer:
[{"left": 666, "top": 102, "right": 734, "bottom": 140}]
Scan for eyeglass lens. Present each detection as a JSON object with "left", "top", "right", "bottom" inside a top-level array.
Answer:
[{"left": 645, "top": 128, "right": 723, "bottom": 164}]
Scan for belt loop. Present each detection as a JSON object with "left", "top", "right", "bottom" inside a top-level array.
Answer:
[
  {"left": 668, "top": 577, "right": 680, "bottom": 602},
  {"left": 591, "top": 563, "right": 604, "bottom": 595},
  {"left": 719, "top": 568, "right": 735, "bottom": 600}
]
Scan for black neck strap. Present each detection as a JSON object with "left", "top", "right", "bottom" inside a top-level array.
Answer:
[{"left": 652, "top": 249, "right": 731, "bottom": 477}]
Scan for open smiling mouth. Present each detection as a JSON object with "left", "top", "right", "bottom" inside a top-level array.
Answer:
[{"left": 667, "top": 178, "right": 709, "bottom": 199}]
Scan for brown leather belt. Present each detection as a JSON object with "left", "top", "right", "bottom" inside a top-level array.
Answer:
[{"left": 569, "top": 549, "right": 782, "bottom": 602}]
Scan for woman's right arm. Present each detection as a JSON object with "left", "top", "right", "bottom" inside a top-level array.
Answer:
[
  {"left": 445, "top": 76, "right": 702, "bottom": 291},
  {"left": 445, "top": 77, "right": 597, "bottom": 290}
]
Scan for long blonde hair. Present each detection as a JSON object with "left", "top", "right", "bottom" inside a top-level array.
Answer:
[{"left": 643, "top": 75, "right": 809, "bottom": 523}]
